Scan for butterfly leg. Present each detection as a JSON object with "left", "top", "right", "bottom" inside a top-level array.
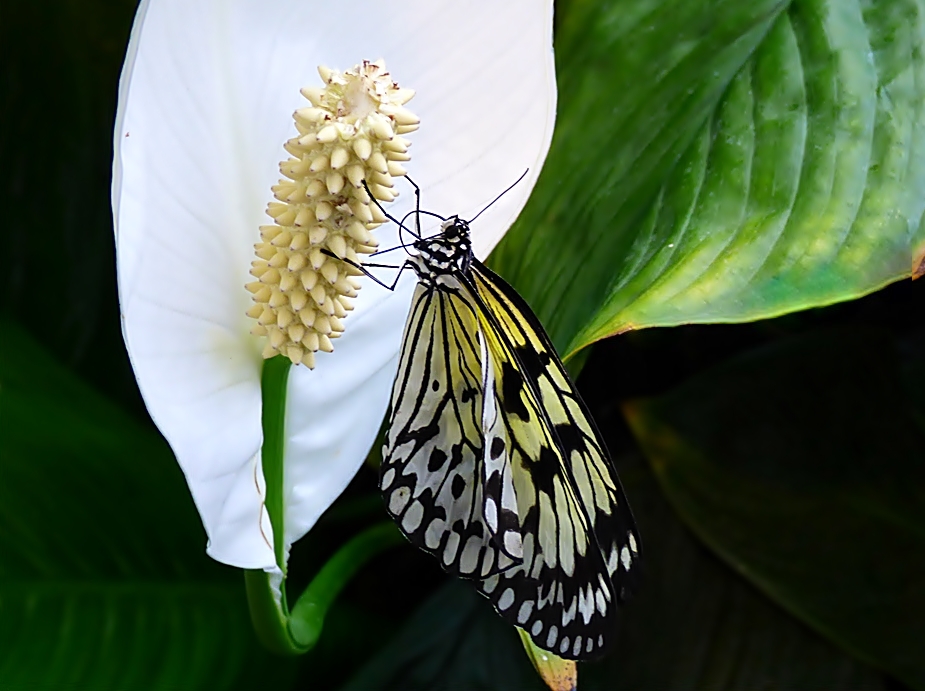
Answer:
[{"left": 320, "top": 248, "right": 410, "bottom": 292}]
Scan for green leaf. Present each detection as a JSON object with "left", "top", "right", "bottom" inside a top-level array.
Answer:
[
  {"left": 625, "top": 328, "right": 925, "bottom": 689},
  {"left": 0, "top": 320, "right": 295, "bottom": 690},
  {"left": 339, "top": 580, "right": 543, "bottom": 691},
  {"left": 341, "top": 453, "right": 887, "bottom": 691},
  {"left": 491, "top": 0, "right": 925, "bottom": 356}
]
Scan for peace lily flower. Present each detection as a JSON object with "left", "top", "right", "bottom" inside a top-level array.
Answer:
[{"left": 112, "top": 0, "right": 556, "bottom": 576}]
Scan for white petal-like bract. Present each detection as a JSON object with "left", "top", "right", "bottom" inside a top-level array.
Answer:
[{"left": 113, "top": 0, "right": 556, "bottom": 569}]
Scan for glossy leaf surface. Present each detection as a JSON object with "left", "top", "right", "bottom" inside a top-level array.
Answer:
[{"left": 492, "top": 0, "right": 925, "bottom": 355}]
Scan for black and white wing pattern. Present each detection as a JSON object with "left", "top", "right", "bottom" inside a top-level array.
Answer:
[
  {"left": 381, "top": 276, "right": 523, "bottom": 580},
  {"left": 380, "top": 219, "right": 640, "bottom": 660}
]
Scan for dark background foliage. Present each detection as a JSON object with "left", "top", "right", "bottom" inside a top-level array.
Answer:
[{"left": 1, "top": 0, "right": 923, "bottom": 689}]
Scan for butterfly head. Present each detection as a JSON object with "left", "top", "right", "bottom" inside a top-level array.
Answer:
[{"left": 410, "top": 216, "right": 473, "bottom": 281}]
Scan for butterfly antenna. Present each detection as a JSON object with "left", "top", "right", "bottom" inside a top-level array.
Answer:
[{"left": 468, "top": 169, "right": 529, "bottom": 224}]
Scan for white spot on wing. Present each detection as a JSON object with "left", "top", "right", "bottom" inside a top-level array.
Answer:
[
  {"left": 621, "top": 545, "right": 632, "bottom": 571},
  {"left": 459, "top": 535, "right": 481, "bottom": 574},
  {"left": 484, "top": 497, "right": 498, "bottom": 531},
  {"left": 424, "top": 518, "right": 445, "bottom": 549},
  {"left": 607, "top": 545, "right": 619, "bottom": 574},
  {"left": 503, "top": 530, "right": 523, "bottom": 558},
  {"left": 381, "top": 468, "right": 395, "bottom": 489},
  {"left": 401, "top": 500, "right": 424, "bottom": 533},
  {"left": 562, "top": 596, "right": 578, "bottom": 625},
  {"left": 517, "top": 600, "right": 534, "bottom": 624},
  {"left": 531, "top": 619, "right": 543, "bottom": 636},
  {"left": 578, "top": 586, "right": 594, "bottom": 624},
  {"left": 546, "top": 625, "right": 558, "bottom": 648},
  {"left": 482, "top": 574, "right": 499, "bottom": 594},
  {"left": 498, "top": 588, "right": 515, "bottom": 611},
  {"left": 389, "top": 486, "right": 411, "bottom": 514},
  {"left": 595, "top": 588, "right": 607, "bottom": 614},
  {"left": 443, "top": 532, "right": 460, "bottom": 566}
]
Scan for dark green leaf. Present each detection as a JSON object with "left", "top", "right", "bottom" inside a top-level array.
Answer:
[
  {"left": 342, "top": 452, "right": 886, "bottom": 690},
  {"left": 625, "top": 327, "right": 925, "bottom": 689},
  {"left": 0, "top": 320, "right": 295, "bottom": 690},
  {"left": 339, "top": 580, "right": 542, "bottom": 691},
  {"left": 491, "top": 0, "right": 925, "bottom": 356}
]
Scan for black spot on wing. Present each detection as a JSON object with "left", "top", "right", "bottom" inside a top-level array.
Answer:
[
  {"left": 451, "top": 474, "right": 466, "bottom": 499},
  {"left": 490, "top": 437, "right": 505, "bottom": 459},
  {"left": 395, "top": 416, "right": 440, "bottom": 454},
  {"left": 553, "top": 422, "right": 583, "bottom": 452},
  {"left": 523, "top": 444, "right": 561, "bottom": 496},
  {"left": 514, "top": 344, "right": 553, "bottom": 384},
  {"left": 448, "top": 442, "right": 466, "bottom": 471},
  {"left": 427, "top": 448, "right": 448, "bottom": 472},
  {"left": 500, "top": 360, "right": 530, "bottom": 421}
]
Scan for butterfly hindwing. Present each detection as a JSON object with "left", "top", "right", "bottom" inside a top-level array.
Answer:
[{"left": 382, "top": 279, "right": 516, "bottom": 579}]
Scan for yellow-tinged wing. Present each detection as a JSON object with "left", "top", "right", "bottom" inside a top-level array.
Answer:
[
  {"left": 466, "top": 258, "right": 639, "bottom": 659},
  {"left": 382, "top": 277, "right": 522, "bottom": 579},
  {"left": 380, "top": 219, "right": 639, "bottom": 661}
]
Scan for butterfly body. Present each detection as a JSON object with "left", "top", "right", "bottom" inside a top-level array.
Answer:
[{"left": 381, "top": 216, "right": 639, "bottom": 660}]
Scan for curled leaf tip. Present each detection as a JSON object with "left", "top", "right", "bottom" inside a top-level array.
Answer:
[
  {"left": 912, "top": 248, "right": 925, "bottom": 280},
  {"left": 517, "top": 627, "right": 578, "bottom": 691}
]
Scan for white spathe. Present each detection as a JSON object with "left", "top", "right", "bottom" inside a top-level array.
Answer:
[{"left": 113, "top": 0, "right": 557, "bottom": 570}]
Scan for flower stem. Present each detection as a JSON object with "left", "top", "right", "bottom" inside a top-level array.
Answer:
[
  {"left": 260, "top": 354, "right": 291, "bottom": 570},
  {"left": 288, "top": 521, "right": 404, "bottom": 649},
  {"left": 245, "top": 522, "right": 403, "bottom": 654},
  {"left": 247, "top": 356, "right": 404, "bottom": 654}
]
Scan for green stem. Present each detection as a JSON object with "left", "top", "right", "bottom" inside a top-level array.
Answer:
[
  {"left": 288, "top": 521, "right": 404, "bottom": 649},
  {"left": 245, "top": 522, "right": 403, "bottom": 655},
  {"left": 247, "top": 356, "right": 403, "bottom": 655},
  {"left": 260, "top": 355, "right": 291, "bottom": 570}
]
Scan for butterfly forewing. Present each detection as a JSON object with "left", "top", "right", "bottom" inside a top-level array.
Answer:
[
  {"left": 471, "top": 289, "right": 622, "bottom": 658},
  {"left": 470, "top": 261, "right": 641, "bottom": 600}
]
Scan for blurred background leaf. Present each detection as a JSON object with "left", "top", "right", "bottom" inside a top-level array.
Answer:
[
  {"left": 625, "top": 327, "right": 925, "bottom": 689},
  {"left": 340, "top": 450, "right": 889, "bottom": 691},
  {"left": 0, "top": 320, "right": 297, "bottom": 689},
  {"left": 494, "top": 0, "right": 925, "bottom": 356}
]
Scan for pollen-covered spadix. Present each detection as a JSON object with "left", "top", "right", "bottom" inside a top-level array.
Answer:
[{"left": 248, "top": 60, "right": 419, "bottom": 368}]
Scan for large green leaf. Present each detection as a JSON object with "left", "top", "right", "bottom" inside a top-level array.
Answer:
[
  {"left": 491, "top": 0, "right": 925, "bottom": 356},
  {"left": 625, "top": 328, "right": 925, "bottom": 689},
  {"left": 341, "top": 453, "right": 887, "bottom": 691},
  {"left": 0, "top": 320, "right": 295, "bottom": 690}
]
